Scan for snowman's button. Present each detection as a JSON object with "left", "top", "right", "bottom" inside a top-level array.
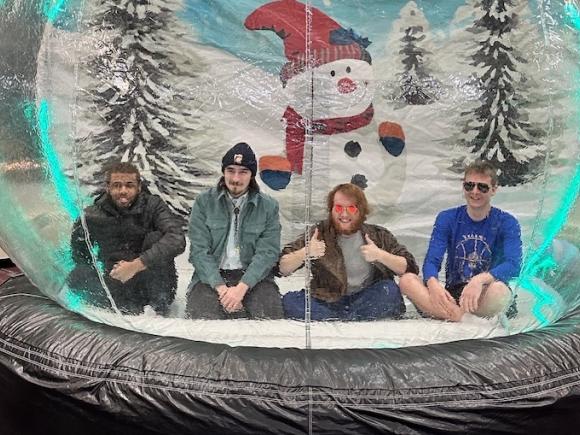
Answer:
[
  {"left": 350, "top": 174, "right": 368, "bottom": 189},
  {"left": 344, "top": 141, "right": 362, "bottom": 158}
]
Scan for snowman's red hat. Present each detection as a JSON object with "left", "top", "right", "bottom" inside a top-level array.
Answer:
[{"left": 245, "top": 0, "right": 371, "bottom": 85}]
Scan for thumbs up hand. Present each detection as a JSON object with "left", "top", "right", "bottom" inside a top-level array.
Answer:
[
  {"left": 305, "top": 227, "right": 326, "bottom": 260},
  {"left": 360, "top": 233, "right": 382, "bottom": 263}
]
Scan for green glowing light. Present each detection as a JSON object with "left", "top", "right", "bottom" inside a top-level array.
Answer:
[
  {"left": 524, "top": 164, "right": 580, "bottom": 273},
  {"left": 24, "top": 99, "right": 80, "bottom": 220},
  {"left": 518, "top": 277, "right": 556, "bottom": 326},
  {"left": 64, "top": 289, "right": 83, "bottom": 312},
  {"left": 519, "top": 163, "right": 580, "bottom": 325},
  {"left": 0, "top": 0, "right": 7, "bottom": 8},
  {"left": 37, "top": 100, "right": 80, "bottom": 220},
  {"left": 57, "top": 240, "right": 76, "bottom": 274},
  {"left": 42, "top": 0, "right": 69, "bottom": 23},
  {"left": 91, "top": 243, "right": 105, "bottom": 273},
  {"left": 565, "top": 1, "right": 580, "bottom": 29}
]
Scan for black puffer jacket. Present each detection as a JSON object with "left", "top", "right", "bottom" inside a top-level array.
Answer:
[{"left": 71, "top": 191, "right": 185, "bottom": 271}]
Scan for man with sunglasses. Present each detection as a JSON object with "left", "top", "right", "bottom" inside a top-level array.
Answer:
[
  {"left": 279, "top": 183, "right": 418, "bottom": 321},
  {"left": 68, "top": 162, "right": 185, "bottom": 315},
  {"left": 399, "top": 160, "right": 522, "bottom": 321}
]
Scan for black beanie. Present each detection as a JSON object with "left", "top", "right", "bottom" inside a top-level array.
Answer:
[{"left": 221, "top": 142, "right": 257, "bottom": 177}]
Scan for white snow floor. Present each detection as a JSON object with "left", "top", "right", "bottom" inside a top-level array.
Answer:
[{"left": 69, "top": 250, "right": 565, "bottom": 349}]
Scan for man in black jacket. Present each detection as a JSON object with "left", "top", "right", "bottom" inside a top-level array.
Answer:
[{"left": 68, "top": 163, "right": 185, "bottom": 315}]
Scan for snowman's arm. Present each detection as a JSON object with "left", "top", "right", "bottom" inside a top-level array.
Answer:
[{"left": 379, "top": 121, "right": 405, "bottom": 157}]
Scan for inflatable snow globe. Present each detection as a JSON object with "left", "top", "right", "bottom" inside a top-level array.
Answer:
[{"left": 0, "top": 1, "right": 579, "bottom": 433}]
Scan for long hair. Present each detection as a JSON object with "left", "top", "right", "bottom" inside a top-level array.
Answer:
[
  {"left": 217, "top": 176, "right": 260, "bottom": 193},
  {"left": 326, "top": 183, "right": 370, "bottom": 222}
]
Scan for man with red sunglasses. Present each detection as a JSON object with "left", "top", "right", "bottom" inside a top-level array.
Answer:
[
  {"left": 399, "top": 160, "right": 522, "bottom": 321},
  {"left": 279, "top": 183, "right": 418, "bottom": 321}
]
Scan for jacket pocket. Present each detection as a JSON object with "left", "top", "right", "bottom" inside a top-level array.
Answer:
[
  {"left": 206, "top": 220, "right": 228, "bottom": 251},
  {"left": 240, "top": 223, "right": 264, "bottom": 253}
]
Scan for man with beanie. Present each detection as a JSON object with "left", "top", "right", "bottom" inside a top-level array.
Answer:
[{"left": 186, "top": 142, "right": 284, "bottom": 319}]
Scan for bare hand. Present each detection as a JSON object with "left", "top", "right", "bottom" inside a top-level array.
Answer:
[
  {"left": 216, "top": 284, "right": 228, "bottom": 299},
  {"left": 428, "top": 280, "right": 462, "bottom": 319},
  {"left": 360, "top": 234, "right": 382, "bottom": 262},
  {"left": 110, "top": 259, "right": 145, "bottom": 283},
  {"left": 305, "top": 228, "right": 326, "bottom": 260},
  {"left": 459, "top": 279, "right": 484, "bottom": 313},
  {"left": 219, "top": 283, "right": 247, "bottom": 313}
]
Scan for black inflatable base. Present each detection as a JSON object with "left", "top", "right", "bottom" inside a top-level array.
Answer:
[{"left": 1, "top": 276, "right": 580, "bottom": 435}]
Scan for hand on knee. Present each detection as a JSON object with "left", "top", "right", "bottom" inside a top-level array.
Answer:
[{"left": 475, "top": 282, "right": 511, "bottom": 317}]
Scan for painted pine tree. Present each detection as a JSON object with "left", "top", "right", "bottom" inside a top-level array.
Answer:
[
  {"left": 510, "top": 0, "right": 579, "bottom": 164},
  {"left": 398, "top": 24, "right": 439, "bottom": 105},
  {"left": 75, "top": 0, "right": 217, "bottom": 223},
  {"left": 380, "top": 1, "right": 441, "bottom": 105},
  {"left": 458, "top": 0, "right": 545, "bottom": 186}
]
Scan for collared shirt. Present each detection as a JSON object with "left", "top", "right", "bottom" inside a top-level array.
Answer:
[
  {"left": 220, "top": 192, "right": 248, "bottom": 270},
  {"left": 188, "top": 186, "right": 281, "bottom": 290}
]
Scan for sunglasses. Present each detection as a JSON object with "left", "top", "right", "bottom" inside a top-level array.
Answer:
[
  {"left": 463, "top": 181, "right": 491, "bottom": 193},
  {"left": 333, "top": 204, "right": 359, "bottom": 214}
]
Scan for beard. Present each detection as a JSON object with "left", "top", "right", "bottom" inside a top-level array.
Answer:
[{"left": 331, "top": 213, "right": 364, "bottom": 235}]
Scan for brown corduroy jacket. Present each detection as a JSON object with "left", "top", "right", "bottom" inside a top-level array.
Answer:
[{"left": 281, "top": 220, "right": 419, "bottom": 302}]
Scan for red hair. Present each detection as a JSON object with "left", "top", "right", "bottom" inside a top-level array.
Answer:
[{"left": 326, "top": 183, "right": 370, "bottom": 221}]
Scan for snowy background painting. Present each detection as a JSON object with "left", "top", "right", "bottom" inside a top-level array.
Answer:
[
  {"left": 0, "top": 0, "right": 575, "bottom": 345},
  {"left": 35, "top": 0, "right": 577, "bottom": 252}
]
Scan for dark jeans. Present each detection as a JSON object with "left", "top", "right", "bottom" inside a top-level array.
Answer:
[
  {"left": 282, "top": 279, "right": 405, "bottom": 321},
  {"left": 186, "top": 269, "right": 284, "bottom": 320},
  {"left": 67, "top": 264, "right": 177, "bottom": 316}
]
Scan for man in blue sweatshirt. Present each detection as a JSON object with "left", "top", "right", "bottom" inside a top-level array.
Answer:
[{"left": 399, "top": 161, "right": 522, "bottom": 321}]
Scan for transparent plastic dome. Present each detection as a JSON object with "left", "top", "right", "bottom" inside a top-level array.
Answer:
[{"left": 0, "top": 0, "right": 578, "bottom": 349}]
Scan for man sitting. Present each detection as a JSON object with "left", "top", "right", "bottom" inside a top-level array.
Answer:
[
  {"left": 399, "top": 160, "right": 522, "bottom": 321},
  {"left": 185, "top": 142, "right": 284, "bottom": 319},
  {"left": 279, "top": 183, "right": 418, "bottom": 321},
  {"left": 68, "top": 162, "right": 185, "bottom": 315}
]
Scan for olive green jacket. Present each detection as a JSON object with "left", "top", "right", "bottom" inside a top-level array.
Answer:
[{"left": 188, "top": 186, "right": 281, "bottom": 290}]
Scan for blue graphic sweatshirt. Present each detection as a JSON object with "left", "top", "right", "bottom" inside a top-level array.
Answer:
[{"left": 423, "top": 206, "right": 522, "bottom": 287}]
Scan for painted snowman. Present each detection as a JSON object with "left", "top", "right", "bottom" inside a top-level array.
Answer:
[{"left": 245, "top": 0, "right": 407, "bottom": 217}]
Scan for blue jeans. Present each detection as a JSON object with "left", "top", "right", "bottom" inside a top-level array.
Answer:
[{"left": 283, "top": 279, "right": 405, "bottom": 321}]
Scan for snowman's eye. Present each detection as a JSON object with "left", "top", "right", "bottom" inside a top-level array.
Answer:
[
  {"left": 330, "top": 70, "right": 336, "bottom": 77},
  {"left": 346, "top": 66, "right": 351, "bottom": 73}
]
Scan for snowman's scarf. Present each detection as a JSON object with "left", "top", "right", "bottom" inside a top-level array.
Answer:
[{"left": 283, "top": 104, "right": 374, "bottom": 174}]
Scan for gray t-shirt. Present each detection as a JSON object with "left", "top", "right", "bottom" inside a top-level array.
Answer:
[{"left": 338, "top": 231, "right": 372, "bottom": 295}]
